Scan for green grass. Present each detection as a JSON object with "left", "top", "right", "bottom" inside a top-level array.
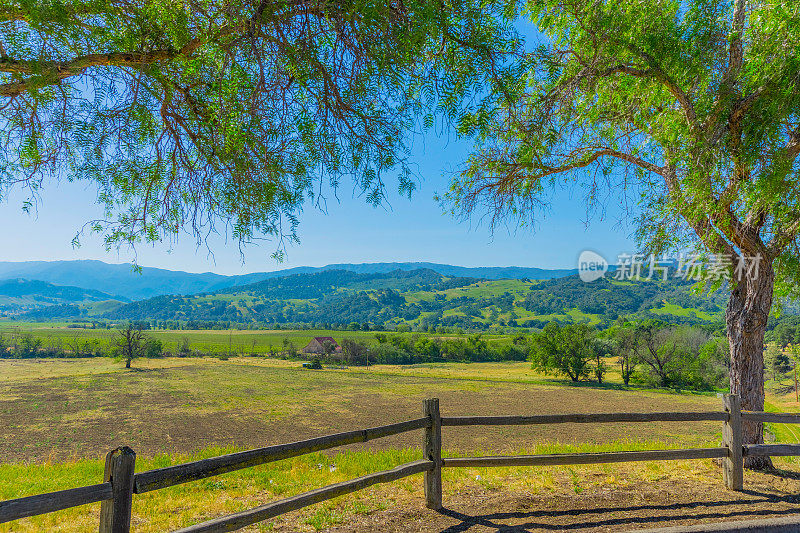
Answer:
[
  {"left": 651, "top": 302, "right": 716, "bottom": 321},
  {"left": 0, "top": 324, "right": 500, "bottom": 355},
  {"left": 1, "top": 356, "right": 793, "bottom": 532},
  {"left": 0, "top": 439, "right": 720, "bottom": 533}
]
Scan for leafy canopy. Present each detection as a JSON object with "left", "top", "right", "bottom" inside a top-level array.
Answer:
[
  {"left": 447, "top": 0, "right": 800, "bottom": 296},
  {"left": 0, "top": 0, "right": 523, "bottom": 253}
]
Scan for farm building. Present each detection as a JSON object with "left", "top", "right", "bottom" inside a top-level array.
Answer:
[{"left": 302, "top": 336, "right": 342, "bottom": 355}]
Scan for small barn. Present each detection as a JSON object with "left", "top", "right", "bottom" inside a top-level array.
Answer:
[{"left": 302, "top": 336, "right": 342, "bottom": 355}]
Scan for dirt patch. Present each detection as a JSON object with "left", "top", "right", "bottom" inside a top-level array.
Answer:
[
  {"left": 268, "top": 466, "right": 800, "bottom": 532},
  {"left": 0, "top": 363, "right": 721, "bottom": 461}
]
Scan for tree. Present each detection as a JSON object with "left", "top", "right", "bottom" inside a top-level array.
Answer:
[
  {"left": 179, "top": 336, "right": 192, "bottom": 356},
  {"left": 144, "top": 338, "right": 164, "bottom": 359},
  {"left": 612, "top": 320, "right": 638, "bottom": 387},
  {"left": 17, "top": 333, "right": 42, "bottom": 358},
  {"left": 530, "top": 322, "right": 594, "bottom": 382},
  {"left": 447, "top": 0, "right": 800, "bottom": 467},
  {"left": 115, "top": 324, "right": 147, "bottom": 368},
  {"left": 765, "top": 344, "right": 791, "bottom": 382},
  {"left": 631, "top": 322, "right": 683, "bottom": 388},
  {"left": 341, "top": 338, "right": 369, "bottom": 366},
  {"left": 1, "top": 0, "right": 520, "bottom": 252},
  {"left": 631, "top": 322, "right": 711, "bottom": 388},
  {"left": 774, "top": 323, "right": 795, "bottom": 349},
  {"left": 592, "top": 338, "right": 612, "bottom": 385}
]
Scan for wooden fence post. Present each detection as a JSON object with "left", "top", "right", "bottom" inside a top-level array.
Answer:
[
  {"left": 722, "top": 394, "right": 743, "bottom": 491},
  {"left": 99, "top": 446, "right": 136, "bottom": 533},
  {"left": 423, "top": 398, "right": 442, "bottom": 510}
]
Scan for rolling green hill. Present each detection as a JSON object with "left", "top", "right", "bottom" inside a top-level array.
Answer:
[
  {"left": 46, "top": 268, "right": 727, "bottom": 330},
  {"left": 0, "top": 279, "right": 126, "bottom": 316},
  {"left": 0, "top": 260, "right": 575, "bottom": 300}
]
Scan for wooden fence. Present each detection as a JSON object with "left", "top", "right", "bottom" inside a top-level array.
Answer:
[{"left": 3, "top": 394, "right": 800, "bottom": 532}]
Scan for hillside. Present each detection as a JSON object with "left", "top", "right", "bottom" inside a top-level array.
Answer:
[
  {"left": 0, "top": 279, "right": 125, "bottom": 316},
  {"left": 81, "top": 268, "right": 728, "bottom": 329},
  {"left": 0, "top": 260, "right": 575, "bottom": 300}
]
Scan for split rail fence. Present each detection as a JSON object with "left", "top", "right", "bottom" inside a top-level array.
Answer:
[{"left": 3, "top": 394, "right": 800, "bottom": 532}]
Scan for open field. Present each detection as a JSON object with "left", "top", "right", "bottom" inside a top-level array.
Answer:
[
  {"left": 2, "top": 357, "right": 799, "bottom": 532},
  {"left": 8, "top": 443, "right": 800, "bottom": 532},
  {"left": 0, "top": 323, "right": 515, "bottom": 355},
  {"left": 0, "top": 358, "right": 721, "bottom": 462}
]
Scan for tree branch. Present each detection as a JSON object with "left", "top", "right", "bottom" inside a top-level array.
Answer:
[
  {"left": 607, "top": 42, "right": 699, "bottom": 131},
  {"left": 0, "top": 43, "right": 201, "bottom": 97}
]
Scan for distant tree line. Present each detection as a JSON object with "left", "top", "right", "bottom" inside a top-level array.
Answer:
[
  {"left": 498, "top": 319, "right": 726, "bottom": 391},
  {"left": 289, "top": 319, "right": 729, "bottom": 392},
  {"left": 19, "top": 270, "right": 750, "bottom": 333}
]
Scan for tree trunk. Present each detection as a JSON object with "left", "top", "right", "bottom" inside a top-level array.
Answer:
[
  {"left": 726, "top": 261, "right": 774, "bottom": 470},
  {"left": 126, "top": 358, "right": 131, "bottom": 369}
]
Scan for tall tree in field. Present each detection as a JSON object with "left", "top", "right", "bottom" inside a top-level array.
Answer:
[
  {"left": 115, "top": 324, "right": 146, "bottom": 369},
  {"left": 0, "top": 0, "right": 521, "bottom": 252},
  {"left": 447, "top": 0, "right": 800, "bottom": 467}
]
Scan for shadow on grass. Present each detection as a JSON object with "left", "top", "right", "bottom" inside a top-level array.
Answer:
[{"left": 434, "top": 491, "right": 800, "bottom": 532}]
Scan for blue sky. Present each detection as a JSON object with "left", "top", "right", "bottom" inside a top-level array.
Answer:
[
  {"left": 0, "top": 20, "right": 638, "bottom": 276},
  {"left": 0, "top": 129, "right": 637, "bottom": 275}
]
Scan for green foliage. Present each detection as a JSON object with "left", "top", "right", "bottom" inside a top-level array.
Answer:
[
  {"left": 530, "top": 322, "right": 597, "bottom": 382},
  {"left": 765, "top": 344, "right": 791, "bottom": 381},
  {"left": 18, "top": 333, "right": 42, "bottom": 357},
  {"left": 366, "top": 332, "right": 525, "bottom": 365},
  {"left": 1, "top": 0, "right": 522, "bottom": 251},
  {"left": 630, "top": 321, "right": 727, "bottom": 390},
  {"left": 610, "top": 318, "right": 638, "bottom": 386},
  {"left": 340, "top": 338, "right": 369, "bottom": 365},
  {"left": 78, "top": 268, "right": 732, "bottom": 331},
  {"left": 448, "top": 1, "right": 800, "bottom": 290},
  {"left": 114, "top": 324, "right": 148, "bottom": 368},
  {"left": 144, "top": 338, "right": 163, "bottom": 358}
]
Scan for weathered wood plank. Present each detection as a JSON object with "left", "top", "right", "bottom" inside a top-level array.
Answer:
[
  {"left": 135, "top": 418, "right": 428, "bottom": 493},
  {"left": 441, "top": 412, "right": 727, "bottom": 426},
  {"left": 441, "top": 448, "right": 728, "bottom": 468},
  {"left": 99, "top": 446, "right": 136, "bottom": 533},
  {"left": 722, "top": 394, "right": 743, "bottom": 491},
  {"left": 0, "top": 483, "right": 112, "bottom": 524},
  {"left": 423, "top": 399, "right": 442, "bottom": 510},
  {"left": 741, "top": 411, "right": 800, "bottom": 424},
  {"left": 172, "top": 460, "right": 434, "bottom": 533},
  {"left": 745, "top": 444, "right": 800, "bottom": 457}
]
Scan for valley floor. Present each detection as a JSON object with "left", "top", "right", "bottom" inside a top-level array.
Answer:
[
  {"left": 0, "top": 358, "right": 719, "bottom": 462},
  {"left": 2, "top": 357, "right": 799, "bottom": 532}
]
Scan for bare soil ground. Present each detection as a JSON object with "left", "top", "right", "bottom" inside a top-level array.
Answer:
[
  {"left": 5, "top": 358, "right": 798, "bottom": 532},
  {"left": 0, "top": 359, "right": 718, "bottom": 462},
  {"left": 268, "top": 463, "right": 800, "bottom": 532}
]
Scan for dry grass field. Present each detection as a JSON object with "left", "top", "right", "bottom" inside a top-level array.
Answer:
[{"left": 2, "top": 357, "right": 800, "bottom": 532}]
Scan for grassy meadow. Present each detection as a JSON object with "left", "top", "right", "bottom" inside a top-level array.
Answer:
[
  {"left": 0, "top": 322, "right": 516, "bottom": 356},
  {"left": 2, "top": 355, "right": 800, "bottom": 531}
]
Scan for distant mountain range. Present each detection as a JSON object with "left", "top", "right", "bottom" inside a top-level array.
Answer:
[
  {"left": 0, "top": 278, "right": 125, "bottom": 315},
  {"left": 0, "top": 260, "right": 794, "bottom": 329},
  {"left": 60, "top": 268, "right": 727, "bottom": 329},
  {"left": 0, "top": 260, "right": 576, "bottom": 301}
]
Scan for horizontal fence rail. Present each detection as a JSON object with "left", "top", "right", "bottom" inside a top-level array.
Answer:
[
  {"left": 442, "top": 448, "right": 729, "bottom": 468},
  {"left": 746, "top": 444, "right": 800, "bottom": 457},
  {"left": 135, "top": 417, "right": 429, "bottom": 493},
  {"left": 742, "top": 411, "right": 800, "bottom": 424},
  {"left": 5, "top": 394, "right": 800, "bottom": 533},
  {"left": 172, "top": 460, "right": 434, "bottom": 533},
  {"left": 0, "top": 483, "right": 112, "bottom": 523},
  {"left": 441, "top": 411, "right": 728, "bottom": 426}
]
